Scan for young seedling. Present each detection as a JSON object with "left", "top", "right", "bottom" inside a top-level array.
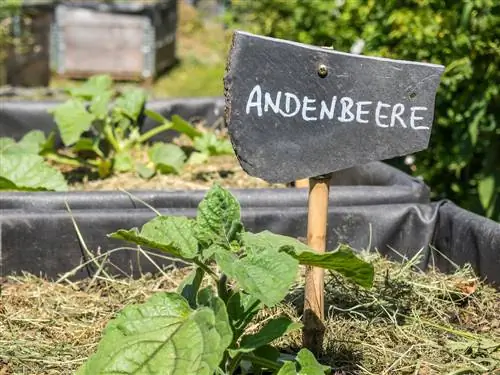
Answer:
[{"left": 76, "top": 185, "right": 374, "bottom": 374}]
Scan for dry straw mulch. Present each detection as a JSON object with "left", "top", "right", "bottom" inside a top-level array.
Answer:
[{"left": 1, "top": 249, "right": 499, "bottom": 375}]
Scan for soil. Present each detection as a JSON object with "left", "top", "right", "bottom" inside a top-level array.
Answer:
[{"left": 67, "top": 154, "right": 286, "bottom": 191}]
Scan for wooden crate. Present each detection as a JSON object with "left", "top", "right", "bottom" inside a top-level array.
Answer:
[
  {"left": 51, "top": 0, "right": 177, "bottom": 82},
  {"left": 2, "top": 2, "right": 53, "bottom": 87}
]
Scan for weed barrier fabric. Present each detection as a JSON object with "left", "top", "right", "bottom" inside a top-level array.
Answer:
[
  {"left": 0, "top": 97, "right": 225, "bottom": 141},
  {"left": 1, "top": 189, "right": 499, "bottom": 285}
]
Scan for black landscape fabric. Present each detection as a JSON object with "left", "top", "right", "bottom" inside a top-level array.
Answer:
[{"left": 1, "top": 189, "right": 499, "bottom": 286}]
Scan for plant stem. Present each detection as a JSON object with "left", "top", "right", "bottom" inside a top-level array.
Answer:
[
  {"left": 193, "top": 260, "right": 218, "bottom": 282},
  {"left": 44, "top": 152, "right": 99, "bottom": 168},
  {"left": 103, "top": 123, "right": 121, "bottom": 152},
  {"left": 137, "top": 122, "right": 172, "bottom": 144},
  {"left": 227, "top": 352, "right": 244, "bottom": 375}
]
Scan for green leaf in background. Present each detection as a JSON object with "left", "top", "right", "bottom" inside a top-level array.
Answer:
[
  {"left": 67, "top": 74, "right": 113, "bottom": 100},
  {"left": 51, "top": 99, "right": 96, "bottom": 146},
  {"left": 277, "top": 348, "right": 330, "bottom": 375},
  {"left": 0, "top": 137, "right": 17, "bottom": 153},
  {"left": 17, "top": 130, "right": 47, "bottom": 154},
  {"left": 237, "top": 317, "right": 302, "bottom": 353},
  {"left": 196, "top": 185, "right": 242, "bottom": 247},
  {"left": 72, "top": 137, "right": 101, "bottom": 155},
  {"left": 244, "top": 231, "right": 374, "bottom": 289},
  {"left": 187, "top": 151, "right": 209, "bottom": 165},
  {"left": 214, "top": 243, "right": 299, "bottom": 307},
  {"left": 478, "top": 175, "right": 495, "bottom": 213},
  {"left": 109, "top": 216, "right": 199, "bottom": 260},
  {"left": 90, "top": 89, "right": 113, "bottom": 118},
  {"left": 194, "top": 132, "right": 234, "bottom": 156},
  {"left": 113, "top": 150, "right": 134, "bottom": 172},
  {"left": 148, "top": 142, "right": 187, "bottom": 174},
  {"left": 115, "top": 88, "right": 146, "bottom": 122},
  {"left": 135, "top": 162, "right": 156, "bottom": 179},
  {"left": 0, "top": 153, "right": 68, "bottom": 191},
  {"left": 171, "top": 114, "right": 202, "bottom": 139},
  {"left": 75, "top": 292, "right": 231, "bottom": 375}
]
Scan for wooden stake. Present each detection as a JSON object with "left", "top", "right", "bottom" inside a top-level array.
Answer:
[{"left": 302, "top": 173, "right": 331, "bottom": 355}]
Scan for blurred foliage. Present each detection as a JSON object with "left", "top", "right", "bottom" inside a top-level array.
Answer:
[
  {"left": 0, "top": 0, "right": 22, "bottom": 61},
  {"left": 225, "top": 0, "right": 500, "bottom": 221}
]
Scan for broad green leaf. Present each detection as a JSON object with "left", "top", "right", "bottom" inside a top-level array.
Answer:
[
  {"left": 73, "top": 138, "right": 101, "bottom": 155},
  {"left": 0, "top": 153, "right": 68, "bottom": 191},
  {"left": 196, "top": 185, "right": 242, "bottom": 247},
  {"left": 0, "top": 137, "right": 16, "bottom": 153},
  {"left": 76, "top": 292, "right": 231, "bottom": 375},
  {"left": 238, "top": 317, "right": 302, "bottom": 353},
  {"left": 284, "top": 244, "right": 374, "bottom": 289},
  {"left": 51, "top": 99, "right": 96, "bottom": 146},
  {"left": 171, "top": 114, "right": 202, "bottom": 139},
  {"left": 187, "top": 151, "right": 209, "bottom": 165},
  {"left": 109, "top": 216, "right": 199, "bottom": 260},
  {"left": 148, "top": 142, "right": 186, "bottom": 174},
  {"left": 253, "top": 344, "right": 281, "bottom": 363},
  {"left": 277, "top": 348, "right": 330, "bottom": 375},
  {"left": 115, "top": 88, "right": 146, "bottom": 122},
  {"left": 136, "top": 162, "right": 156, "bottom": 179},
  {"left": 90, "top": 89, "right": 113, "bottom": 118},
  {"left": 478, "top": 175, "right": 495, "bottom": 211},
  {"left": 18, "top": 130, "right": 46, "bottom": 154},
  {"left": 68, "top": 74, "right": 113, "bottom": 99},
  {"left": 277, "top": 362, "right": 298, "bottom": 375},
  {"left": 114, "top": 150, "right": 134, "bottom": 172},
  {"left": 244, "top": 231, "right": 374, "bottom": 288},
  {"left": 197, "top": 287, "right": 233, "bottom": 350},
  {"left": 214, "top": 243, "right": 299, "bottom": 307},
  {"left": 177, "top": 267, "right": 205, "bottom": 309}
]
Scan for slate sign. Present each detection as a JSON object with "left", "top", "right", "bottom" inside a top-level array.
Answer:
[{"left": 224, "top": 31, "right": 445, "bottom": 183}]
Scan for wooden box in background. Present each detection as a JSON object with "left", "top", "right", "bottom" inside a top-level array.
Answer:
[
  {"left": 2, "top": 1, "right": 54, "bottom": 87},
  {"left": 51, "top": 0, "right": 178, "bottom": 83}
]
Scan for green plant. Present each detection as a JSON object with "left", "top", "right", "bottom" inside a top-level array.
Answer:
[
  {"left": 226, "top": 0, "right": 500, "bottom": 221},
  {"left": 48, "top": 74, "right": 233, "bottom": 180},
  {"left": 0, "top": 130, "right": 67, "bottom": 191},
  {"left": 76, "top": 185, "right": 374, "bottom": 374}
]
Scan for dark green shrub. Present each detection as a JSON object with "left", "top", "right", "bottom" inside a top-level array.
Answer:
[{"left": 226, "top": 0, "right": 500, "bottom": 221}]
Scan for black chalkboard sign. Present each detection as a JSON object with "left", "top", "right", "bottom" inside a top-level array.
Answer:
[{"left": 224, "top": 31, "right": 445, "bottom": 183}]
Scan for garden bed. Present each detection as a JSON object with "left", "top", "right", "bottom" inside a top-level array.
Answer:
[{"left": 1, "top": 252, "right": 498, "bottom": 374}]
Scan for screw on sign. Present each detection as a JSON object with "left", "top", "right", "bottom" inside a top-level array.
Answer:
[{"left": 224, "top": 31, "right": 444, "bottom": 354}]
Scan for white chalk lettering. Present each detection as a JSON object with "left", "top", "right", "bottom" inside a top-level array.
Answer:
[
  {"left": 319, "top": 96, "right": 337, "bottom": 120},
  {"left": 356, "top": 101, "right": 372, "bottom": 123},
  {"left": 246, "top": 85, "right": 263, "bottom": 117},
  {"left": 410, "top": 106, "right": 429, "bottom": 129},
  {"left": 264, "top": 91, "right": 282, "bottom": 114},
  {"left": 390, "top": 103, "right": 407, "bottom": 128},
  {"left": 279, "top": 92, "right": 301, "bottom": 118},
  {"left": 338, "top": 97, "right": 355, "bottom": 122},
  {"left": 302, "top": 96, "right": 317, "bottom": 121},
  {"left": 375, "top": 101, "right": 390, "bottom": 128},
  {"left": 243, "top": 86, "right": 431, "bottom": 131}
]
